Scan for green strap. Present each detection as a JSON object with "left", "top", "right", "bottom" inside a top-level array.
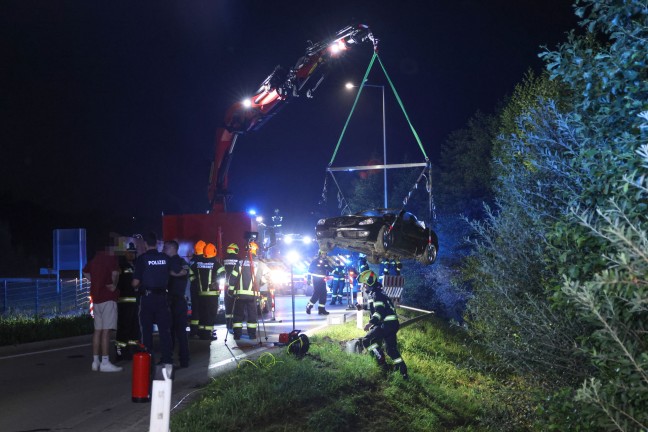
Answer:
[
  {"left": 328, "top": 51, "right": 378, "bottom": 166},
  {"left": 376, "top": 54, "right": 428, "bottom": 160}
]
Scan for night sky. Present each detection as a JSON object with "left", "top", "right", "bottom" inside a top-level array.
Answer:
[{"left": 2, "top": 1, "right": 578, "bottom": 234}]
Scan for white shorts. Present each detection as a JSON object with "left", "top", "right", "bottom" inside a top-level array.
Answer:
[{"left": 94, "top": 300, "right": 118, "bottom": 330}]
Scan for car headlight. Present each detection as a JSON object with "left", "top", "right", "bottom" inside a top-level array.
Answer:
[
  {"left": 358, "top": 218, "right": 375, "bottom": 226},
  {"left": 317, "top": 219, "right": 326, "bottom": 225}
]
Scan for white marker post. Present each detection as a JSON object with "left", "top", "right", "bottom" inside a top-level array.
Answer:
[
  {"left": 149, "top": 364, "right": 173, "bottom": 432},
  {"left": 356, "top": 291, "right": 363, "bottom": 329}
]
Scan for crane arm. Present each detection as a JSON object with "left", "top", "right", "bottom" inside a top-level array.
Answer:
[{"left": 208, "top": 23, "right": 377, "bottom": 212}]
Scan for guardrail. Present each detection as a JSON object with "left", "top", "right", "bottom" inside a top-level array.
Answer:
[{"left": 1, "top": 277, "right": 90, "bottom": 317}]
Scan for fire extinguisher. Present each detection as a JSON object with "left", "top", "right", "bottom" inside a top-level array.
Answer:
[{"left": 132, "top": 345, "right": 151, "bottom": 403}]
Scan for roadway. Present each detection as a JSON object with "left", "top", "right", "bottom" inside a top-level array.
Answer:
[{"left": 0, "top": 295, "right": 359, "bottom": 432}]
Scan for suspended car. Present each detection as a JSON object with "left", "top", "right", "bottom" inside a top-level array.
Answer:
[{"left": 315, "top": 208, "right": 438, "bottom": 265}]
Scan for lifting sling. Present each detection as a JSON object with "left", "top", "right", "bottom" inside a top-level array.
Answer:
[{"left": 321, "top": 51, "right": 436, "bottom": 230}]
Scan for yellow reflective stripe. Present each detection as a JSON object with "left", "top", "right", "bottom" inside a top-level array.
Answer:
[
  {"left": 247, "top": 323, "right": 258, "bottom": 328},
  {"left": 203, "top": 326, "right": 214, "bottom": 330},
  {"left": 367, "top": 343, "right": 379, "bottom": 351},
  {"left": 225, "top": 314, "right": 234, "bottom": 318},
  {"left": 372, "top": 312, "right": 382, "bottom": 320},
  {"left": 384, "top": 315, "right": 398, "bottom": 321},
  {"left": 190, "top": 320, "right": 199, "bottom": 325},
  {"left": 393, "top": 358, "right": 403, "bottom": 364},
  {"left": 233, "top": 323, "right": 243, "bottom": 328},
  {"left": 118, "top": 297, "right": 137, "bottom": 303},
  {"left": 199, "top": 291, "right": 219, "bottom": 296},
  {"left": 373, "top": 301, "right": 384, "bottom": 307}
]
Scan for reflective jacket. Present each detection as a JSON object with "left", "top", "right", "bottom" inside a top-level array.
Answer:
[
  {"left": 366, "top": 285, "right": 399, "bottom": 328},
  {"left": 230, "top": 258, "right": 268, "bottom": 298}
]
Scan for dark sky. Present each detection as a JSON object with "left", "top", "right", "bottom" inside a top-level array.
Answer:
[{"left": 2, "top": 1, "right": 577, "bottom": 233}]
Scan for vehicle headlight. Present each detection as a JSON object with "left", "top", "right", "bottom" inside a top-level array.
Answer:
[
  {"left": 358, "top": 218, "right": 375, "bottom": 226},
  {"left": 317, "top": 219, "right": 326, "bottom": 225}
]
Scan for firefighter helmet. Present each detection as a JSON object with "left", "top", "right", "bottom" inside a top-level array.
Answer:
[
  {"left": 203, "top": 243, "right": 217, "bottom": 258},
  {"left": 358, "top": 270, "right": 377, "bottom": 286},
  {"left": 226, "top": 243, "right": 239, "bottom": 255},
  {"left": 249, "top": 241, "right": 259, "bottom": 256},
  {"left": 194, "top": 240, "right": 206, "bottom": 255}
]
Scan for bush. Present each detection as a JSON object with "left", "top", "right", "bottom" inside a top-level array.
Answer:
[{"left": 0, "top": 314, "right": 94, "bottom": 346}]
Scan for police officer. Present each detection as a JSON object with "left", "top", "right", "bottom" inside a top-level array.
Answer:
[
  {"left": 196, "top": 243, "right": 224, "bottom": 340},
  {"left": 222, "top": 243, "right": 240, "bottom": 333},
  {"left": 306, "top": 250, "right": 332, "bottom": 315},
  {"left": 115, "top": 242, "right": 140, "bottom": 360},
  {"left": 229, "top": 241, "right": 267, "bottom": 340},
  {"left": 132, "top": 232, "right": 173, "bottom": 365},
  {"left": 164, "top": 240, "right": 190, "bottom": 368},
  {"left": 188, "top": 240, "right": 206, "bottom": 337},
  {"left": 330, "top": 259, "right": 346, "bottom": 306},
  {"left": 357, "top": 270, "right": 408, "bottom": 379}
]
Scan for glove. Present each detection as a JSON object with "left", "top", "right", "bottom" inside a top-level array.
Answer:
[
  {"left": 363, "top": 323, "right": 371, "bottom": 332},
  {"left": 355, "top": 303, "right": 363, "bottom": 311}
]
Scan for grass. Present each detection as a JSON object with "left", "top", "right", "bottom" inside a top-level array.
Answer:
[
  {"left": 171, "top": 311, "right": 540, "bottom": 431},
  {"left": 0, "top": 313, "right": 94, "bottom": 346}
]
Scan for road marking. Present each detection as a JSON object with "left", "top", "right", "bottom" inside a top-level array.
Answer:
[{"left": 0, "top": 343, "right": 91, "bottom": 360}]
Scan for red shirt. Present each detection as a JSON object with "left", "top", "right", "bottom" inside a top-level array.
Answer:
[{"left": 83, "top": 251, "right": 120, "bottom": 304}]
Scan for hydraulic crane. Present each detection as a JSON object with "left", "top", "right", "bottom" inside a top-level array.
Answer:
[{"left": 163, "top": 23, "right": 377, "bottom": 258}]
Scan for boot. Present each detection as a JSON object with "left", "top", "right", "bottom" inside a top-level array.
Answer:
[
  {"left": 306, "top": 303, "right": 313, "bottom": 315},
  {"left": 318, "top": 306, "right": 329, "bottom": 315},
  {"left": 329, "top": 298, "right": 336, "bottom": 306}
]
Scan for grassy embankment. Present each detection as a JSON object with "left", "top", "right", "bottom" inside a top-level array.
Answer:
[{"left": 171, "top": 311, "right": 539, "bottom": 432}]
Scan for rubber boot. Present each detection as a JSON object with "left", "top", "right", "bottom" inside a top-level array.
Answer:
[
  {"left": 306, "top": 303, "right": 313, "bottom": 315},
  {"left": 318, "top": 306, "right": 330, "bottom": 315}
]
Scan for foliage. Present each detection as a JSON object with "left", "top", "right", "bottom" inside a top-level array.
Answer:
[
  {"left": 0, "top": 313, "right": 94, "bottom": 346},
  {"left": 462, "top": 0, "right": 647, "bottom": 429},
  {"left": 560, "top": 138, "right": 648, "bottom": 431},
  {"left": 437, "top": 110, "right": 499, "bottom": 217},
  {"left": 463, "top": 99, "right": 589, "bottom": 384},
  {"left": 171, "top": 316, "right": 542, "bottom": 432}
]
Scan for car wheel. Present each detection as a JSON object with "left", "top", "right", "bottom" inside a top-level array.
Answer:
[
  {"left": 376, "top": 225, "right": 393, "bottom": 253},
  {"left": 418, "top": 243, "right": 438, "bottom": 265}
]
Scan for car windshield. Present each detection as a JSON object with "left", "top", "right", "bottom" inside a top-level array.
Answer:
[{"left": 355, "top": 208, "right": 399, "bottom": 217}]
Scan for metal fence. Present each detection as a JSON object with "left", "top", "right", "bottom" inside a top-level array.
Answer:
[{"left": 1, "top": 277, "right": 91, "bottom": 317}]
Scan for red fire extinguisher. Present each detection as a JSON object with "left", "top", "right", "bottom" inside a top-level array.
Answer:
[{"left": 132, "top": 346, "right": 151, "bottom": 403}]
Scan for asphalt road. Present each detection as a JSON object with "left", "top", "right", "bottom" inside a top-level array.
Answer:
[{"left": 0, "top": 295, "right": 360, "bottom": 432}]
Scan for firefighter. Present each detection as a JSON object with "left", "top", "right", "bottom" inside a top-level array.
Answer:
[
  {"left": 164, "top": 240, "right": 190, "bottom": 368},
  {"left": 306, "top": 250, "right": 332, "bottom": 315},
  {"left": 357, "top": 269, "right": 408, "bottom": 379},
  {"left": 358, "top": 254, "right": 369, "bottom": 273},
  {"left": 330, "top": 259, "right": 346, "bottom": 305},
  {"left": 188, "top": 240, "right": 206, "bottom": 337},
  {"left": 222, "top": 243, "right": 240, "bottom": 333},
  {"left": 394, "top": 258, "right": 402, "bottom": 276},
  {"left": 381, "top": 257, "right": 392, "bottom": 280},
  {"left": 115, "top": 242, "right": 140, "bottom": 360},
  {"left": 229, "top": 241, "right": 268, "bottom": 340},
  {"left": 197, "top": 242, "right": 224, "bottom": 340},
  {"left": 347, "top": 265, "right": 359, "bottom": 307},
  {"left": 132, "top": 232, "right": 173, "bottom": 366}
]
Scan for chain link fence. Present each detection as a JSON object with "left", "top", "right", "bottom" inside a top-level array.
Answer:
[{"left": 1, "top": 277, "right": 91, "bottom": 317}]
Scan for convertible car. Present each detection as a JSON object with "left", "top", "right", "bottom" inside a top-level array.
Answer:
[{"left": 315, "top": 209, "right": 438, "bottom": 265}]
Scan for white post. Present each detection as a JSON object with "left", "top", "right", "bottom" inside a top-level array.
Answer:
[{"left": 149, "top": 364, "right": 173, "bottom": 432}]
